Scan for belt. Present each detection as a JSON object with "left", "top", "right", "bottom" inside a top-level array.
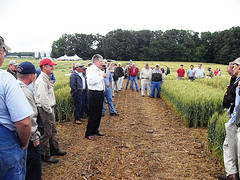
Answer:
[{"left": 89, "top": 90, "right": 103, "bottom": 92}]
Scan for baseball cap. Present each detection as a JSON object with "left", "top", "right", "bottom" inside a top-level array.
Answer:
[
  {"left": 39, "top": 58, "right": 57, "bottom": 66},
  {"left": 75, "top": 63, "right": 83, "bottom": 68},
  {"left": 0, "top": 36, "right": 11, "bottom": 53},
  {"left": 17, "top": 61, "right": 37, "bottom": 74},
  {"left": 180, "top": 64, "right": 183, "bottom": 66},
  {"left": 145, "top": 63, "right": 149, "bottom": 66},
  {"left": 9, "top": 60, "right": 18, "bottom": 66},
  {"left": 232, "top": 57, "right": 240, "bottom": 65},
  {"left": 156, "top": 64, "right": 159, "bottom": 67},
  {"left": 82, "top": 66, "right": 87, "bottom": 70},
  {"left": 88, "top": 62, "right": 93, "bottom": 65},
  {"left": 118, "top": 63, "right": 121, "bottom": 65}
]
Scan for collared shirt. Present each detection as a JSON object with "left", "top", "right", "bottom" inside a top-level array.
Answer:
[
  {"left": 193, "top": 67, "right": 205, "bottom": 78},
  {"left": 229, "top": 77, "right": 240, "bottom": 123},
  {"left": 7, "top": 68, "right": 17, "bottom": 79},
  {"left": 187, "top": 68, "right": 194, "bottom": 77},
  {"left": 18, "top": 80, "right": 40, "bottom": 142},
  {"left": 86, "top": 64, "right": 104, "bottom": 91},
  {"left": 79, "top": 72, "right": 86, "bottom": 90},
  {"left": 35, "top": 71, "right": 56, "bottom": 114},
  {"left": 140, "top": 68, "right": 151, "bottom": 79},
  {"left": 75, "top": 70, "right": 86, "bottom": 90},
  {"left": 0, "top": 70, "right": 33, "bottom": 131},
  {"left": 104, "top": 70, "right": 113, "bottom": 88}
]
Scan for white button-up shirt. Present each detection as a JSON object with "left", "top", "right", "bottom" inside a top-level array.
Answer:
[{"left": 86, "top": 64, "right": 104, "bottom": 91}]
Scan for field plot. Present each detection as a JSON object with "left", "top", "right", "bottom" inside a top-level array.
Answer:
[{"left": 42, "top": 80, "right": 224, "bottom": 179}]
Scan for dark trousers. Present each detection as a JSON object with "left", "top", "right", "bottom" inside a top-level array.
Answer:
[
  {"left": 85, "top": 90, "right": 104, "bottom": 136},
  {"left": 73, "top": 91, "right": 86, "bottom": 120},
  {"left": 26, "top": 141, "right": 42, "bottom": 180}
]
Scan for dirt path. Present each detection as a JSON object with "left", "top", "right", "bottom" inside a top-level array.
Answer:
[{"left": 42, "top": 80, "right": 224, "bottom": 179}]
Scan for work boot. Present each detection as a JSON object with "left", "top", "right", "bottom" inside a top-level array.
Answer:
[
  {"left": 42, "top": 156, "right": 59, "bottom": 164},
  {"left": 51, "top": 149, "right": 67, "bottom": 156}
]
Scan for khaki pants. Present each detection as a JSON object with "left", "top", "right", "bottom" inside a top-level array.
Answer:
[
  {"left": 39, "top": 107, "right": 59, "bottom": 158},
  {"left": 117, "top": 76, "right": 124, "bottom": 91},
  {"left": 141, "top": 79, "right": 151, "bottom": 96},
  {"left": 223, "top": 122, "right": 238, "bottom": 176}
]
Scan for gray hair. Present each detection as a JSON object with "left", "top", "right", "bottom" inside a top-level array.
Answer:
[
  {"left": 92, "top": 54, "right": 103, "bottom": 63},
  {"left": 17, "top": 72, "right": 29, "bottom": 80}
]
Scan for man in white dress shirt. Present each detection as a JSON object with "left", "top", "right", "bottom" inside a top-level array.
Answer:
[{"left": 85, "top": 54, "right": 107, "bottom": 140}]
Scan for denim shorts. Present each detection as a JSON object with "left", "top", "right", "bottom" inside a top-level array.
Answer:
[{"left": 0, "top": 124, "right": 27, "bottom": 180}]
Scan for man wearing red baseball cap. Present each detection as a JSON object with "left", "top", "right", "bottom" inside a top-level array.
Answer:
[
  {"left": 34, "top": 58, "right": 66, "bottom": 163},
  {"left": 39, "top": 58, "right": 57, "bottom": 66}
]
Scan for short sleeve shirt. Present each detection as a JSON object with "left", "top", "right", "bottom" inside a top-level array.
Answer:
[
  {"left": 187, "top": 68, "right": 194, "bottom": 77},
  {"left": 0, "top": 70, "right": 33, "bottom": 131}
]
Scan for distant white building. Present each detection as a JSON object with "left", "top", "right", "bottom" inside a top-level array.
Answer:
[
  {"left": 35, "top": 51, "right": 50, "bottom": 59},
  {"left": 45, "top": 51, "right": 50, "bottom": 57},
  {"left": 35, "top": 51, "right": 39, "bottom": 59}
]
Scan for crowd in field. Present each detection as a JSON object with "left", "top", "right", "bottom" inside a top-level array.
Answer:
[
  {"left": 2, "top": 34, "right": 240, "bottom": 180},
  {"left": 176, "top": 63, "right": 222, "bottom": 81}
]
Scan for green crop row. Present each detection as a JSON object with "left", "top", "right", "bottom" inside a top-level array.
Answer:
[
  {"left": 208, "top": 112, "right": 228, "bottom": 164},
  {"left": 54, "top": 85, "right": 74, "bottom": 122},
  {"left": 161, "top": 79, "right": 225, "bottom": 127}
]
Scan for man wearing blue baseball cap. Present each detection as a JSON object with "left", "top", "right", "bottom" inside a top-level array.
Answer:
[{"left": 17, "top": 61, "right": 42, "bottom": 180}]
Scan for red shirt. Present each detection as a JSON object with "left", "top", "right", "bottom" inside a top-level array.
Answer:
[
  {"left": 177, "top": 68, "right": 185, "bottom": 77},
  {"left": 129, "top": 67, "right": 138, "bottom": 77}
]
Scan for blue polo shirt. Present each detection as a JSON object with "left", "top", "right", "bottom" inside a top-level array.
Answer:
[
  {"left": 187, "top": 68, "right": 194, "bottom": 77},
  {"left": 0, "top": 70, "right": 33, "bottom": 131}
]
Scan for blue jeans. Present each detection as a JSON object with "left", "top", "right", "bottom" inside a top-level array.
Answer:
[
  {"left": 130, "top": 76, "right": 139, "bottom": 91},
  {"left": 0, "top": 124, "right": 27, "bottom": 180},
  {"left": 102, "top": 87, "right": 116, "bottom": 114},
  {"left": 151, "top": 81, "right": 162, "bottom": 98},
  {"left": 73, "top": 91, "right": 86, "bottom": 120},
  {"left": 125, "top": 76, "right": 132, "bottom": 89},
  {"left": 26, "top": 141, "right": 42, "bottom": 180}
]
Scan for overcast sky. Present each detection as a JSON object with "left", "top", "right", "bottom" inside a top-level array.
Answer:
[{"left": 1, "top": 0, "right": 239, "bottom": 53}]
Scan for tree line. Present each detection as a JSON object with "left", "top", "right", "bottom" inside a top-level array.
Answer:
[{"left": 51, "top": 27, "right": 240, "bottom": 64}]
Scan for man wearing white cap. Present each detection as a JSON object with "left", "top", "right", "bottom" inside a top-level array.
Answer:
[
  {"left": 151, "top": 64, "right": 164, "bottom": 98},
  {"left": 218, "top": 57, "right": 240, "bottom": 180},
  {"left": 7, "top": 59, "right": 18, "bottom": 79},
  {"left": 70, "top": 63, "right": 86, "bottom": 125}
]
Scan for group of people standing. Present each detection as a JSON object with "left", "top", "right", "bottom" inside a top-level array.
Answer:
[
  {"left": 0, "top": 36, "right": 66, "bottom": 180},
  {"left": 124, "top": 63, "right": 165, "bottom": 98},
  {"left": 70, "top": 54, "right": 120, "bottom": 141},
  {"left": 177, "top": 63, "right": 221, "bottom": 81}
]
